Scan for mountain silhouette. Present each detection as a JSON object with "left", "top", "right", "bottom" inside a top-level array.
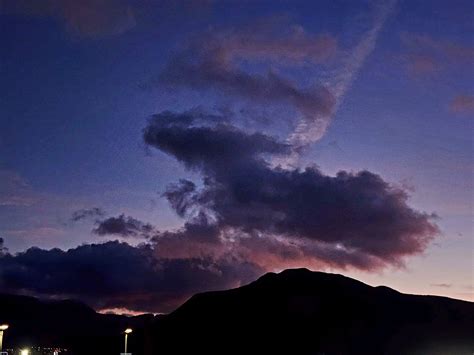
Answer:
[
  {"left": 155, "top": 269, "right": 474, "bottom": 355},
  {"left": 1, "top": 269, "right": 473, "bottom": 354}
]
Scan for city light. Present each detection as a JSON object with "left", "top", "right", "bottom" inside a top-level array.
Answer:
[
  {"left": 20, "top": 349, "right": 29, "bottom": 355},
  {"left": 0, "top": 325, "right": 8, "bottom": 331},
  {"left": 124, "top": 328, "right": 133, "bottom": 334}
]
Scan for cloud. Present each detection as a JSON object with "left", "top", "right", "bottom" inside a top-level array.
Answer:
[
  {"left": 145, "top": 110, "right": 439, "bottom": 269},
  {"left": 202, "top": 16, "right": 338, "bottom": 65},
  {"left": 403, "top": 54, "right": 440, "bottom": 75},
  {"left": 0, "top": 0, "right": 217, "bottom": 39},
  {"left": 71, "top": 209, "right": 154, "bottom": 238},
  {"left": 400, "top": 33, "right": 474, "bottom": 76},
  {"left": 3, "top": 227, "right": 64, "bottom": 239},
  {"left": 93, "top": 214, "right": 154, "bottom": 238},
  {"left": 0, "top": 170, "right": 37, "bottom": 207},
  {"left": 1, "top": 0, "right": 136, "bottom": 37},
  {"left": 143, "top": 110, "right": 291, "bottom": 173},
  {"left": 450, "top": 95, "right": 474, "bottom": 114},
  {"left": 0, "top": 240, "right": 262, "bottom": 313},
  {"left": 151, "top": 214, "right": 223, "bottom": 260},
  {"left": 70, "top": 207, "right": 105, "bottom": 222},
  {"left": 160, "top": 55, "right": 335, "bottom": 127},
  {"left": 155, "top": 19, "right": 337, "bottom": 151},
  {"left": 431, "top": 283, "right": 452, "bottom": 288}
]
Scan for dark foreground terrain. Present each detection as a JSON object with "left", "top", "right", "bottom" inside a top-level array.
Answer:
[{"left": 1, "top": 269, "right": 473, "bottom": 354}]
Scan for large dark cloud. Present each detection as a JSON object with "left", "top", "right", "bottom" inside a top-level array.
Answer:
[
  {"left": 145, "top": 110, "right": 439, "bottom": 269},
  {"left": 0, "top": 240, "right": 262, "bottom": 313},
  {"left": 143, "top": 110, "right": 290, "bottom": 173}
]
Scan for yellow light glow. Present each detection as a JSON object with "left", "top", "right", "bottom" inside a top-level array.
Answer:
[
  {"left": 20, "top": 349, "right": 29, "bottom": 355},
  {"left": 124, "top": 328, "right": 133, "bottom": 334},
  {"left": 0, "top": 324, "right": 8, "bottom": 331}
]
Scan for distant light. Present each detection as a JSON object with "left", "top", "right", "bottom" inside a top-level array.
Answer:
[
  {"left": 0, "top": 324, "right": 8, "bottom": 331},
  {"left": 124, "top": 328, "right": 133, "bottom": 334},
  {"left": 20, "top": 349, "right": 30, "bottom": 355}
]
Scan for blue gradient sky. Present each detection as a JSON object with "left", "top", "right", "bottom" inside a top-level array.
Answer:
[{"left": 1, "top": 0, "right": 472, "bottom": 305}]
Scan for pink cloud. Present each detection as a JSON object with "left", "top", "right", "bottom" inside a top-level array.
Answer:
[
  {"left": 450, "top": 95, "right": 474, "bottom": 114},
  {"left": 400, "top": 33, "right": 474, "bottom": 76}
]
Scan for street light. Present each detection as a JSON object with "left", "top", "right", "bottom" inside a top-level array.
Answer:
[
  {"left": 0, "top": 324, "right": 8, "bottom": 352},
  {"left": 20, "top": 349, "right": 29, "bottom": 355},
  {"left": 124, "top": 328, "right": 133, "bottom": 354}
]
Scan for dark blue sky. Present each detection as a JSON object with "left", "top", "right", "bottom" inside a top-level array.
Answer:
[{"left": 0, "top": 0, "right": 472, "bottom": 312}]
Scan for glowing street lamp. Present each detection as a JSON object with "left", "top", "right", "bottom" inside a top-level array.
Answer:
[
  {"left": 20, "top": 349, "right": 29, "bottom": 355},
  {"left": 0, "top": 324, "right": 8, "bottom": 352},
  {"left": 124, "top": 328, "right": 133, "bottom": 354}
]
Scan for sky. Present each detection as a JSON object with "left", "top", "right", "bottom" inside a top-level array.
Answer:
[{"left": 0, "top": 0, "right": 473, "bottom": 314}]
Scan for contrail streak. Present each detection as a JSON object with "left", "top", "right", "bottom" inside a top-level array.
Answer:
[{"left": 288, "top": 0, "right": 397, "bottom": 155}]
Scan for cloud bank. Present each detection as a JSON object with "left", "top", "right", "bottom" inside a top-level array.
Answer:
[
  {"left": 0, "top": 240, "right": 261, "bottom": 313},
  {"left": 0, "top": 107, "right": 438, "bottom": 313}
]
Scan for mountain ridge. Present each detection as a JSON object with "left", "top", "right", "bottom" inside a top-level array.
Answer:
[
  {"left": 157, "top": 268, "right": 474, "bottom": 355},
  {"left": 1, "top": 269, "right": 473, "bottom": 354}
]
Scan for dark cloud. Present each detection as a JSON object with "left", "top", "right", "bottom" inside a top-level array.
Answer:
[
  {"left": 155, "top": 20, "right": 336, "bottom": 133},
  {"left": 145, "top": 110, "right": 439, "bottom": 269},
  {"left": 143, "top": 110, "right": 291, "bottom": 173},
  {"left": 151, "top": 214, "right": 223, "bottom": 260},
  {"left": 0, "top": 240, "right": 262, "bottom": 313},
  {"left": 163, "top": 179, "right": 200, "bottom": 218},
  {"left": 162, "top": 60, "right": 334, "bottom": 117},
  {"left": 70, "top": 207, "right": 105, "bottom": 222},
  {"left": 93, "top": 214, "right": 154, "bottom": 238}
]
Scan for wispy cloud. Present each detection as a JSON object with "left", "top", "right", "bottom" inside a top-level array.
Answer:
[{"left": 0, "top": 170, "right": 37, "bottom": 207}]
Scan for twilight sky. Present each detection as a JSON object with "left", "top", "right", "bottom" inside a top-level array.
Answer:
[{"left": 0, "top": 0, "right": 473, "bottom": 314}]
